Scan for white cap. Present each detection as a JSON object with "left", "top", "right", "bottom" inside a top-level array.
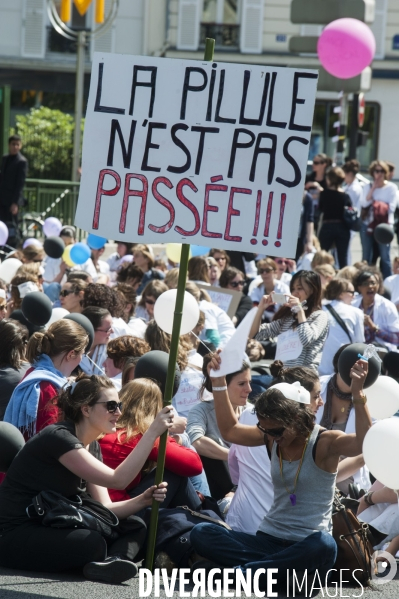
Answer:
[{"left": 270, "top": 381, "right": 310, "bottom": 404}]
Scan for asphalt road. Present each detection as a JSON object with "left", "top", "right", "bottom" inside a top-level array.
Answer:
[{"left": 0, "top": 565, "right": 398, "bottom": 599}]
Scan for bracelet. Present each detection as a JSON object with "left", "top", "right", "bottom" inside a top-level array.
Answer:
[
  {"left": 363, "top": 492, "right": 374, "bottom": 507},
  {"left": 212, "top": 386, "right": 227, "bottom": 392},
  {"left": 352, "top": 394, "right": 367, "bottom": 406}
]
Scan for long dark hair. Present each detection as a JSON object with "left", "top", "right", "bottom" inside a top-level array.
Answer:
[
  {"left": 270, "top": 360, "right": 319, "bottom": 394},
  {"left": 273, "top": 270, "right": 322, "bottom": 321}
]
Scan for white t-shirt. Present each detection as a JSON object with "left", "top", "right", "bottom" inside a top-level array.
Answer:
[
  {"left": 127, "top": 316, "right": 147, "bottom": 338},
  {"left": 343, "top": 178, "right": 363, "bottom": 215},
  {"left": 249, "top": 278, "right": 290, "bottom": 305},
  {"left": 110, "top": 317, "right": 134, "bottom": 339},
  {"left": 226, "top": 408, "right": 273, "bottom": 535},
  {"left": 318, "top": 300, "right": 365, "bottom": 376},
  {"left": 359, "top": 182, "right": 398, "bottom": 225},
  {"left": 390, "top": 274, "right": 399, "bottom": 307},
  {"left": 198, "top": 299, "right": 235, "bottom": 347}
]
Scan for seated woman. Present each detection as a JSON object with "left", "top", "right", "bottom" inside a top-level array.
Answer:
[
  {"left": 0, "top": 374, "right": 172, "bottom": 583},
  {"left": 9, "top": 273, "right": 40, "bottom": 313},
  {"left": 99, "top": 378, "right": 203, "bottom": 507},
  {"left": 188, "top": 256, "right": 211, "bottom": 286},
  {"left": 250, "top": 270, "right": 329, "bottom": 370},
  {"left": 352, "top": 269, "right": 399, "bottom": 352},
  {"left": 190, "top": 352, "right": 371, "bottom": 590},
  {"left": 114, "top": 283, "right": 147, "bottom": 338},
  {"left": 317, "top": 345, "right": 371, "bottom": 494},
  {"left": 187, "top": 358, "right": 251, "bottom": 503},
  {"left": 226, "top": 361, "right": 323, "bottom": 535},
  {"left": 103, "top": 336, "right": 150, "bottom": 390},
  {"left": 0, "top": 319, "right": 30, "bottom": 420},
  {"left": 135, "top": 280, "right": 169, "bottom": 323},
  {"left": 357, "top": 482, "right": 399, "bottom": 559},
  {"left": 4, "top": 319, "right": 88, "bottom": 439},
  {"left": 319, "top": 277, "right": 365, "bottom": 376},
  {"left": 81, "top": 307, "right": 113, "bottom": 375},
  {"left": 219, "top": 267, "right": 253, "bottom": 326},
  {"left": 59, "top": 279, "right": 87, "bottom": 314}
]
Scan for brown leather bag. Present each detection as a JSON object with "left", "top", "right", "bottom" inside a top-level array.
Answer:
[{"left": 332, "top": 493, "right": 374, "bottom": 586}]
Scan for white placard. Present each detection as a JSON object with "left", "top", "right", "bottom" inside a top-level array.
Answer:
[
  {"left": 275, "top": 329, "right": 303, "bottom": 362},
  {"left": 75, "top": 54, "right": 318, "bottom": 257}
]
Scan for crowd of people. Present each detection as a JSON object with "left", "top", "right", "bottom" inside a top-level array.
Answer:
[{"left": 0, "top": 152, "right": 398, "bottom": 589}]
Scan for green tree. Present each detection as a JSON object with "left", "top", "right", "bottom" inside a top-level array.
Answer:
[{"left": 14, "top": 107, "right": 84, "bottom": 180}]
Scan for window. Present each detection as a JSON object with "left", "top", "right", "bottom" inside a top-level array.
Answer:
[{"left": 200, "top": 0, "right": 240, "bottom": 49}]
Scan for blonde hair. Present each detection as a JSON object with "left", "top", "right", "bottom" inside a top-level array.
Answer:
[
  {"left": 133, "top": 244, "right": 154, "bottom": 269},
  {"left": 164, "top": 268, "right": 180, "bottom": 289},
  {"left": 313, "top": 264, "right": 336, "bottom": 279},
  {"left": 26, "top": 319, "right": 88, "bottom": 364},
  {"left": 336, "top": 265, "right": 359, "bottom": 283},
  {"left": 117, "top": 379, "right": 162, "bottom": 440},
  {"left": 311, "top": 250, "right": 335, "bottom": 268}
]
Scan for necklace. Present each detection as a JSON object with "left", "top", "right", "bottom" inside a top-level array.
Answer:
[{"left": 279, "top": 434, "right": 310, "bottom": 507}]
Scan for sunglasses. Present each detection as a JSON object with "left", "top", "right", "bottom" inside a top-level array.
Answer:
[
  {"left": 373, "top": 169, "right": 385, "bottom": 174},
  {"left": 0, "top": 304, "right": 6, "bottom": 310},
  {"left": 256, "top": 422, "right": 286, "bottom": 437},
  {"left": 59, "top": 289, "right": 74, "bottom": 297},
  {"left": 95, "top": 400, "right": 122, "bottom": 414},
  {"left": 145, "top": 298, "right": 156, "bottom": 305},
  {"left": 230, "top": 280, "right": 245, "bottom": 288},
  {"left": 259, "top": 268, "right": 275, "bottom": 274},
  {"left": 276, "top": 259, "right": 287, "bottom": 265},
  {"left": 346, "top": 290, "right": 355, "bottom": 295},
  {"left": 313, "top": 160, "right": 325, "bottom": 165}
]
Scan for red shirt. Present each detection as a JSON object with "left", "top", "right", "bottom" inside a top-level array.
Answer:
[
  {"left": 23, "top": 367, "right": 60, "bottom": 440},
  {"left": 99, "top": 431, "right": 203, "bottom": 502}
]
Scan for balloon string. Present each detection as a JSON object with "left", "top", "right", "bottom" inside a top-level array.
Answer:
[
  {"left": 84, "top": 353, "right": 105, "bottom": 375},
  {"left": 190, "top": 331, "right": 214, "bottom": 354}
]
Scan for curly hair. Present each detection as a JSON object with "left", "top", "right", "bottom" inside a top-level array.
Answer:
[
  {"left": 254, "top": 387, "right": 315, "bottom": 437},
  {"left": 82, "top": 283, "right": 125, "bottom": 318},
  {"left": 107, "top": 335, "right": 150, "bottom": 369},
  {"left": 116, "top": 263, "right": 144, "bottom": 285}
]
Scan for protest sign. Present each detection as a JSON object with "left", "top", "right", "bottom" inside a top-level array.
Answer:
[
  {"left": 196, "top": 283, "right": 242, "bottom": 318},
  {"left": 75, "top": 53, "right": 318, "bottom": 256}
]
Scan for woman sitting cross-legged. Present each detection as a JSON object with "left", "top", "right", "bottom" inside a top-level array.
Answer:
[
  {"left": 190, "top": 351, "right": 371, "bottom": 591},
  {"left": 0, "top": 374, "right": 174, "bottom": 583},
  {"left": 99, "top": 378, "right": 203, "bottom": 509}
]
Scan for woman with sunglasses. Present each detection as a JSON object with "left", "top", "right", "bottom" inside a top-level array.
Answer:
[
  {"left": 0, "top": 374, "right": 173, "bottom": 583},
  {"left": 190, "top": 351, "right": 371, "bottom": 590},
  {"left": 80, "top": 307, "right": 113, "bottom": 376},
  {"left": 305, "top": 153, "right": 332, "bottom": 230},
  {"left": 135, "top": 280, "right": 169, "bottom": 323},
  {"left": 4, "top": 320, "right": 88, "bottom": 439},
  {"left": 249, "top": 258, "right": 290, "bottom": 323},
  {"left": 352, "top": 270, "right": 399, "bottom": 352},
  {"left": 219, "top": 267, "right": 253, "bottom": 326},
  {"left": 59, "top": 280, "right": 87, "bottom": 313},
  {"left": 225, "top": 362, "right": 323, "bottom": 536},
  {"left": 99, "top": 378, "right": 202, "bottom": 509},
  {"left": 359, "top": 160, "right": 398, "bottom": 278},
  {"left": 318, "top": 278, "right": 364, "bottom": 376},
  {"left": 250, "top": 270, "right": 328, "bottom": 370}
]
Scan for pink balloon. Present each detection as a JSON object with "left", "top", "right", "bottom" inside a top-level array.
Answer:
[{"left": 317, "top": 18, "right": 376, "bottom": 79}]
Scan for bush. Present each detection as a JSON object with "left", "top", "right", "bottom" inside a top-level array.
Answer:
[{"left": 14, "top": 107, "right": 84, "bottom": 180}]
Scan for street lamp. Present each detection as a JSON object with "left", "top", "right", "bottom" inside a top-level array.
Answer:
[{"left": 47, "top": 0, "right": 119, "bottom": 182}]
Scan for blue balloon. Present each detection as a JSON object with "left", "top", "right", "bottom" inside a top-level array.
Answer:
[
  {"left": 87, "top": 234, "right": 107, "bottom": 250},
  {"left": 70, "top": 242, "right": 91, "bottom": 265},
  {"left": 191, "top": 245, "right": 210, "bottom": 257}
]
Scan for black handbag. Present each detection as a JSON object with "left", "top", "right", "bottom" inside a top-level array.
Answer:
[
  {"left": 27, "top": 490, "right": 119, "bottom": 541},
  {"left": 343, "top": 206, "right": 361, "bottom": 231}
]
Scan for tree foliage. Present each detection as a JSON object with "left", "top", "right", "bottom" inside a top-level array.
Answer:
[{"left": 14, "top": 107, "right": 84, "bottom": 181}]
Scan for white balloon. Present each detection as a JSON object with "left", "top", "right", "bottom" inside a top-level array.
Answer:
[
  {"left": 0, "top": 258, "right": 23, "bottom": 283},
  {"left": 366, "top": 376, "right": 399, "bottom": 420},
  {"left": 154, "top": 289, "right": 200, "bottom": 335},
  {"left": 43, "top": 217, "right": 62, "bottom": 238},
  {"left": 46, "top": 307, "right": 70, "bottom": 328},
  {"left": 363, "top": 418, "right": 399, "bottom": 489}
]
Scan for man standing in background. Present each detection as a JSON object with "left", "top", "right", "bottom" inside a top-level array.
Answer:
[{"left": 0, "top": 135, "right": 28, "bottom": 244}]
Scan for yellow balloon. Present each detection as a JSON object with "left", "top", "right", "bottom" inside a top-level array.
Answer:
[
  {"left": 165, "top": 243, "right": 191, "bottom": 264},
  {"left": 63, "top": 244, "right": 76, "bottom": 267}
]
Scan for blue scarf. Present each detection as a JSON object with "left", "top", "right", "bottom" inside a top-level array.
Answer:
[{"left": 4, "top": 354, "right": 67, "bottom": 435}]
